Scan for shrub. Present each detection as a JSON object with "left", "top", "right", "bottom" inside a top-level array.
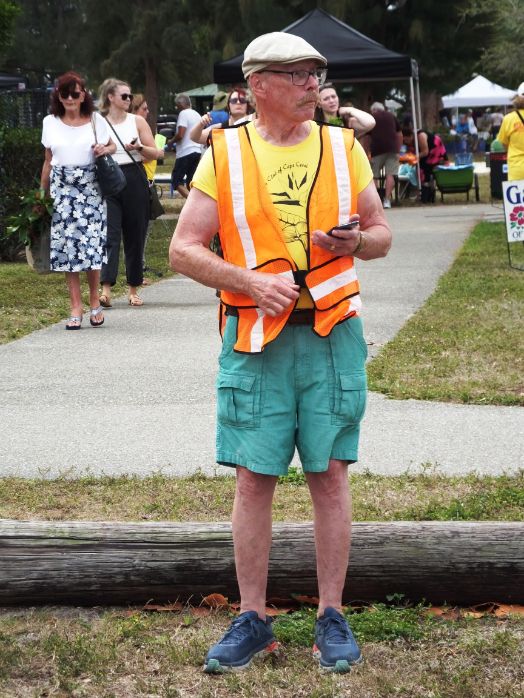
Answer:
[{"left": 0, "top": 125, "right": 44, "bottom": 260}]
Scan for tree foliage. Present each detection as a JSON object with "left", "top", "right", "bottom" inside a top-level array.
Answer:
[
  {"left": 0, "top": 0, "right": 517, "bottom": 124},
  {"left": 461, "top": 0, "right": 524, "bottom": 88},
  {"left": 0, "top": 0, "right": 20, "bottom": 62}
]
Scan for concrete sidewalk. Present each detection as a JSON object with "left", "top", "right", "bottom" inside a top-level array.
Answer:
[{"left": 1, "top": 203, "right": 521, "bottom": 478}]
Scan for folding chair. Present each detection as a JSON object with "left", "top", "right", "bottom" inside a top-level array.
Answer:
[{"left": 434, "top": 165, "right": 480, "bottom": 202}]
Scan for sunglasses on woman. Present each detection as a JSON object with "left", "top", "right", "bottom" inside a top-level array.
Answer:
[
  {"left": 229, "top": 97, "right": 247, "bottom": 105},
  {"left": 119, "top": 93, "right": 134, "bottom": 101},
  {"left": 59, "top": 90, "right": 82, "bottom": 99}
]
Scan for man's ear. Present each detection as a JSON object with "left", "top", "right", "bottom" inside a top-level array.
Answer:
[{"left": 248, "top": 74, "right": 265, "bottom": 99}]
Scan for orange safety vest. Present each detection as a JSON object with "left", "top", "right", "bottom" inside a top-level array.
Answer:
[{"left": 212, "top": 123, "right": 361, "bottom": 353}]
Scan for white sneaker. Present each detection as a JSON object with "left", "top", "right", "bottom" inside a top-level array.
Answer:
[{"left": 383, "top": 198, "right": 392, "bottom": 209}]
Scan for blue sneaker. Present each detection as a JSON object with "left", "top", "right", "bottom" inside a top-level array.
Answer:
[
  {"left": 204, "top": 611, "right": 279, "bottom": 673},
  {"left": 313, "top": 607, "right": 362, "bottom": 672}
]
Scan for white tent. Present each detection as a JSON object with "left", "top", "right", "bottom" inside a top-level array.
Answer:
[{"left": 442, "top": 75, "right": 514, "bottom": 108}]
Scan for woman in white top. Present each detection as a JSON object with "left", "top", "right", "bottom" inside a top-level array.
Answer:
[
  {"left": 40, "top": 71, "right": 115, "bottom": 330},
  {"left": 98, "top": 78, "right": 161, "bottom": 308},
  {"left": 189, "top": 88, "right": 255, "bottom": 145}
]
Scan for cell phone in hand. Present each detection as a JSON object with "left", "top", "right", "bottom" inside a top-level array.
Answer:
[
  {"left": 327, "top": 220, "right": 360, "bottom": 236},
  {"left": 130, "top": 137, "right": 138, "bottom": 144}
]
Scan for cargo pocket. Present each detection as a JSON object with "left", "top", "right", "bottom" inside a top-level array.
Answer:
[
  {"left": 332, "top": 370, "right": 367, "bottom": 426},
  {"left": 217, "top": 371, "right": 260, "bottom": 428}
]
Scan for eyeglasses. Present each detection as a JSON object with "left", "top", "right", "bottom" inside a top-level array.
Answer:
[
  {"left": 229, "top": 97, "right": 247, "bottom": 105},
  {"left": 260, "top": 68, "right": 327, "bottom": 86},
  {"left": 59, "top": 90, "right": 82, "bottom": 99},
  {"left": 119, "top": 93, "right": 133, "bottom": 101}
]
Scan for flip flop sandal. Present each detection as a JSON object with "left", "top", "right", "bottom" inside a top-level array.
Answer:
[
  {"left": 99, "top": 293, "right": 112, "bottom": 308},
  {"left": 65, "top": 315, "right": 82, "bottom": 330},
  {"left": 90, "top": 306, "right": 105, "bottom": 327},
  {"left": 128, "top": 294, "right": 144, "bottom": 306}
]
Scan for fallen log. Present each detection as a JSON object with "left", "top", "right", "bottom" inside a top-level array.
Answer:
[{"left": 0, "top": 520, "right": 522, "bottom": 606}]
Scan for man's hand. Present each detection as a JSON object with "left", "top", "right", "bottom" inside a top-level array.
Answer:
[
  {"left": 247, "top": 272, "right": 300, "bottom": 316},
  {"left": 312, "top": 216, "right": 361, "bottom": 256}
]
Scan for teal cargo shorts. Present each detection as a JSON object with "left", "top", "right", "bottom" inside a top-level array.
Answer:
[{"left": 216, "top": 315, "right": 368, "bottom": 476}]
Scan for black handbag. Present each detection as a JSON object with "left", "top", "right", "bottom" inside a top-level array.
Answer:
[
  {"left": 91, "top": 117, "right": 126, "bottom": 197},
  {"left": 105, "top": 116, "right": 164, "bottom": 219},
  {"left": 149, "top": 182, "right": 165, "bottom": 220}
]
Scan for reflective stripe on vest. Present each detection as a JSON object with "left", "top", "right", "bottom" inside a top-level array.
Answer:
[{"left": 212, "top": 123, "right": 360, "bottom": 352}]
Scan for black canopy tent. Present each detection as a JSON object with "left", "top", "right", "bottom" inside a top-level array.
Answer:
[
  {"left": 214, "top": 8, "right": 415, "bottom": 84},
  {"left": 214, "top": 8, "right": 422, "bottom": 184}
]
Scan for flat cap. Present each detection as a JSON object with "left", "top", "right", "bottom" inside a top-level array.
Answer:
[{"left": 242, "top": 32, "right": 327, "bottom": 79}]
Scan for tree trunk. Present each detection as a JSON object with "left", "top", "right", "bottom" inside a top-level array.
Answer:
[
  {"left": 1, "top": 520, "right": 522, "bottom": 606},
  {"left": 144, "top": 56, "right": 159, "bottom": 133}
]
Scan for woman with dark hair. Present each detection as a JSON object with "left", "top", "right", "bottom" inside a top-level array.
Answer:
[
  {"left": 402, "top": 127, "right": 448, "bottom": 203},
  {"left": 40, "top": 71, "right": 115, "bottom": 329},
  {"left": 189, "top": 88, "right": 255, "bottom": 145},
  {"left": 98, "top": 78, "right": 160, "bottom": 308}
]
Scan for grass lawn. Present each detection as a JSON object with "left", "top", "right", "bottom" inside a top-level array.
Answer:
[
  {"left": 1, "top": 469, "right": 523, "bottom": 522},
  {"left": 1, "top": 469, "right": 523, "bottom": 696},
  {"left": 0, "top": 217, "right": 176, "bottom": 344},
  {"left": 368, "top": 221, "right": 524, "bottom": 406},
  {"left": 0, "top": 604, "right": 523, "bottom": 697}
]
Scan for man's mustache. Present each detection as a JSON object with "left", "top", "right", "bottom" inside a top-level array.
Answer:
[{"left": 297, "top": 93, "right": 320, "bottom": 107}]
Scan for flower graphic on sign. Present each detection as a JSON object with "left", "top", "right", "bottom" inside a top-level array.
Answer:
[{"left": 509, "top": 205, "right": 524, "bottom": 229}]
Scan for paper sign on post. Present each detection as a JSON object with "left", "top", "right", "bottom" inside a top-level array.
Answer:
[{"left": 502, "top": 180, "right": 524, "bottom": 243}]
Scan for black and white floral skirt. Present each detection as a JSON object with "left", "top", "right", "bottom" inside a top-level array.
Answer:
[{"left": 49, "top": 164, "right": 107, "bottom": 272}]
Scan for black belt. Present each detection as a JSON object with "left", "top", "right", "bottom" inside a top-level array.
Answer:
[
  {"left": 286, "top": 309, "right": 315, "bottom": 325},
  {"left": 224, "top": 306, "right": 315, "bottom": 326}
]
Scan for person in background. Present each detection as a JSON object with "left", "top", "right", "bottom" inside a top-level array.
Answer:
[
  {"left": 169, "top": 94, "right": 201, "bottom": 199},
  {"left": 490, "top": 107, "right": 505, "bottom": 139},
  {"left": 402, "top": 127, "right": 448, "bottom": 203},
  {"left": 451, "top": 113, "right": 476, "bottom": 153},
  {"left": 131, "top": 93, "right": 166, "bottom": 181},
  {"left": 170, "top": 31, "right": 391, "bottom": 674},
  {"left": 40, "top": 71, "right": 115, "bottom": 330},
  {"left": 497, "top": 82, "right": 524, "bottom": 181},
  {"left": 98, "top": 78, "right": 159, "bottom": 308},
  {"left": 477, "top": 109, "right": 493, "bottom": 149},
  {"left": 367, "top": 102, "right": 402, "bottom": 209},
  {"left": 131, "top": 93, "right": 166, "bottom": 281},
  {"left": 189, "top": 88, "right": 255, "bottom": 146},
  {"left": 208, "top": 91, "right": 229, "bottom": 125},
  {"left": 314, "top": 83, "right": 375, "bottom": 137}
]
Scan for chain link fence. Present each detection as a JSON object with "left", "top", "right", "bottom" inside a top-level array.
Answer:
[{"left": 0, "top": 89, "right": 49, "bottom": 128}]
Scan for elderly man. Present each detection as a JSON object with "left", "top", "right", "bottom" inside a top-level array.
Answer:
[
  {"left": 368, "top": 101, "right": 402, "bottom": 208},
  {"left": 169, "top": 32, "right": 391, "bottom": 674},
  {"left": 169, "top": 93, "right": 201, "bottom": 198}
]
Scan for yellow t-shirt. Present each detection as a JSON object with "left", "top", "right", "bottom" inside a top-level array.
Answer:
[
  {"left": 143, "top": 133, "right": 167, "bottom": 181},
  {"left": 497, "top": 110, "right": 524, "bottom": 181},
  {"left": 192, "top": 121, "right": 373, "bottom": 306}
]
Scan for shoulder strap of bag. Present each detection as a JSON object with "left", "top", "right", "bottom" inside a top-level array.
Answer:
[
  {"left": 104, "top": 115, "right": 141, "bottom": 168},
  {"left": 91, "top": 115, "right": 98, "bottom": 145},
  {"left": 515, "top": 110, "right": 524, "bottom": 126}
]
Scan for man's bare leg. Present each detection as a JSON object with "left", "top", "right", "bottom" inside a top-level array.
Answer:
[
  {"left": 306, "top": 459, "right": 351, "bottom": 615},
  {"left": 232, "top": 466, "right": 278, "bottom": 619},
  {"left": 385, "top": 173, "right": 395, "bottom": 201}
]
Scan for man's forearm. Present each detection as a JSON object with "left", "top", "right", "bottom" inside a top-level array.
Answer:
[
  {"left": 170, "top": 238, "right": 254, "bottom": 296},
  {"left": 355, "top": 221, "right": 392, "bottom": 261}
]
